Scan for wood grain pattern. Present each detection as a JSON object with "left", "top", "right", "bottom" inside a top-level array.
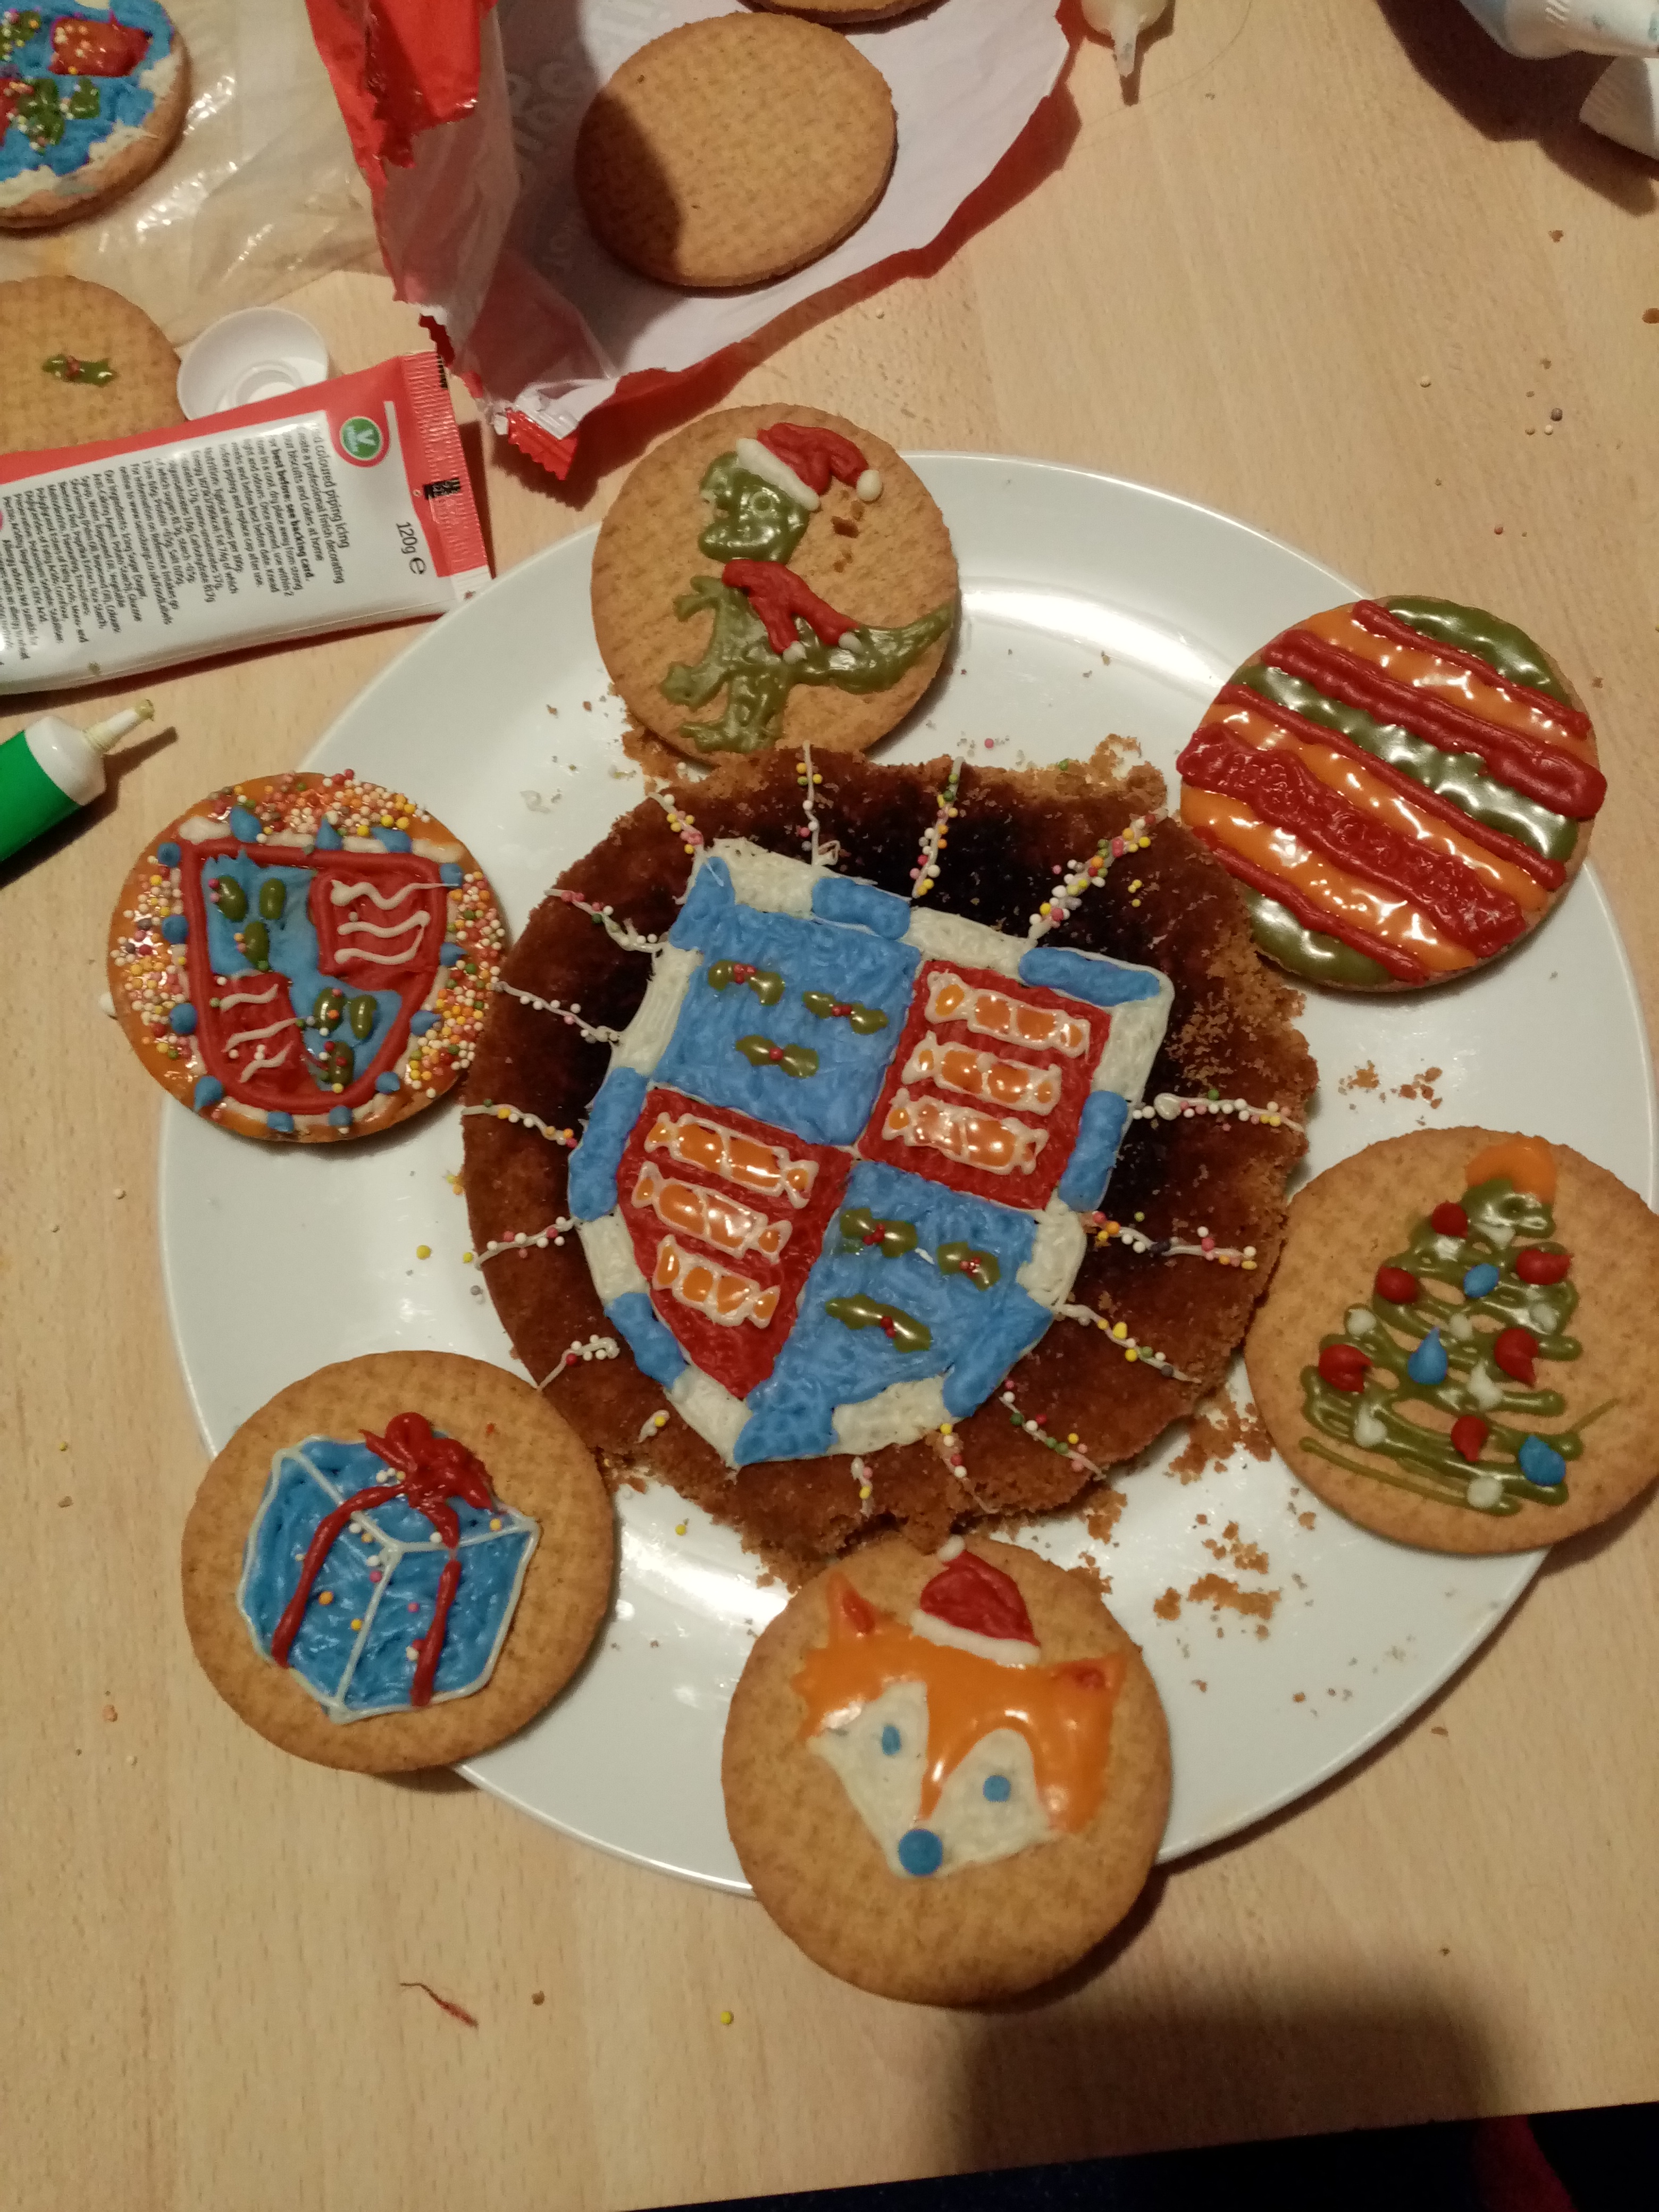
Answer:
[{"left": 3, "top": 6, "right": 1657, "bottom": 2205}]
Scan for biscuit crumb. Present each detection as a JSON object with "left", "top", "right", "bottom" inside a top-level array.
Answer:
[
  {"left": 1297, "top": 1510, "right": 1316, "bottom": 1530},
  {"left": 102, "top": 1704, "right": 117, "bottom": 1722},
  {"left": 1152, "top": 1587, "right": 1183, "bottom": 1621},
  {"left": 57, "top": 1495, "right": 71, "bottom": 1508},
  {"left": 1293, "top": 1691, "right": 1306, "bottom": 1702},
  {"left": 1169, "top": 1390, "right": 1272, "bottom": 1480},
  {"left": 1339, "top": 1061, "right": 1379, "bottom": 1093},
  {"left": 1084, "top": 1486, "right": 1126, "bottom": 1543},
  {"left": 1431, "top": 1725, "right": 1448, "bottom": 1738},
  {"left": 532, "top": 1990, "right": 545, "bottom": 2005},
  {"left": 1186, "top": 1573, "right": 1279, "bottom": 1622}
]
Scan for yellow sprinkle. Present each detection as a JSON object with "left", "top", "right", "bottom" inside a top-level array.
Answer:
[
  {"left": 675, "top": 1521, "right": 688, "bottom": 1536},
  {"left": 319, "top": 1591, "right": 334, "bottom": 1606},
  {"left": 859, "top": 1483, "right": 872, "bottom": 1500},
  {"left": 57, "top": 1440, "right": 68, "bottom": 1452},
  {"left": 350, "top": 1618, "right": 363, "bottom": 1631},
  {"left": 1125, "top": 1347, "right": 1139, "bottom": 1362},
  {"left": 719, "top": 2010, "right": 734, "bottom": 2026},
  {"left": 462, "top": 1251, "right": 475, "bottom": 1264},
  {"left": 416, "top": 1244, "right": 431, "bottom": 1260},
  {"left": 1067, "top": 1432, "right": 1079, "bottom": 1445},
  {"left": 1112, "top": 1322, "right": 1127, "bottom": 1340},
  {"left": 490, "top": 1517, "right": 502, "bottom": 1530},
  {"left": 916, "top": 881, "right": 931, "bottom": 896}
]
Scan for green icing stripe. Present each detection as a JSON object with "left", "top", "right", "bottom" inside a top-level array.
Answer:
[
  {"left": 1242, "top": 885, "right": 1392, "bottom": 989},
  {"left": 1380, "top": 595, "right": 1573, "bottom": 708},
  {"left": 1235, "top": 660, "right": 1578, "bottom": 867}
]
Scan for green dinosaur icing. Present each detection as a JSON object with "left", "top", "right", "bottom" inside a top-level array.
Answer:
[
  {"left": 659, "top": 452, "right": 956, "bottom": 753},
  {"left": 1300, "top": 1175, "right": 1599, "bottom": 1515},
  {"left": 825, "top": 1293, "right": 932, "bottom": 1355}
]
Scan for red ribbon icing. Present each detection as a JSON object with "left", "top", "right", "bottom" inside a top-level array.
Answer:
[
  {"left": 722, "top": 560, "right": 858, "bottom": 653},
  {"left": 917, "top": 1551, "right": 1037, "bottom": 1646}
]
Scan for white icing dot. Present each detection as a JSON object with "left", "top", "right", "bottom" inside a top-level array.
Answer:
[
  {"left": 1346, "top": 1306, "right": 1375, "bottom": 1336},
  {"left": 855, "top": 467, "right": 883, "bottom": 502},
  {"left": 1467, "top": 1474, "right": 1504, "bottom": 1511}
]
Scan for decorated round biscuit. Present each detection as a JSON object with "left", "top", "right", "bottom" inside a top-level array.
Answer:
[
  {"left": 1245, "top": 1129, "right": 1659, "bottom": 1553},
  {"left": 0, "top": 4, "right": 189, "bottom": 232},
  {"left": 574, "top": 14, "right": 895, "bottom": 289},
  {"left": 592, "top": 405, "right": 958, "bottom": 760},
  {"left": 723, "top": 1535, "right": 1170, "bottom": 2003},
  {"left": 0, "top": 275, "right": 183, "bottom": 453},
  {"left": 753, "top": 2, "right": 935, "bottom": 19},
  {"left": 107, "top": 770, "right": 506, "bottom": 1143},
  {"left": 181, "top": 1352, "right": 614, "bottom": 1772},
  {"left": 460, "top": 742, "right": 1316, "bottom": 1569},
  {"left": 1176, "top": 597, "right": 1605, "bottom": 992}
]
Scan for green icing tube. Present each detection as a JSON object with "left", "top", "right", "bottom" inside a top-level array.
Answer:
[{"left": 0, "top": 705, "right": 152, "bottom": 867}]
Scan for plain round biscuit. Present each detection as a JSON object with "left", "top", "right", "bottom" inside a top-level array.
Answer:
[
  {"left": 181, "top": 1353, "right": 615, "bottom": 1772},
  {"left": 591, "top": 403, "right": 958, "bottom": 759},
  {"left": 574, "top": 16, "right": 895, "bottom": 289},
  {"left": 0, "top": 35, "right": 189, "bottom": 232},
  {"left": 1245, "top": 1129, "right": 1659, "bottom": 1553},
  {"left": 723, "top": 1535, "right": 1171, "bottom": 2004},
  {"left": 0, "top": 276, "right": 183, "bottom": 453},
  {"left": 750, "top": 2, "right": 935, "bottom": 20}
]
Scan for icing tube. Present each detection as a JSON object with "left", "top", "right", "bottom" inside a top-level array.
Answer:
[
  {"left": 1454, "top": 0, "right": 1659, "bottom": 59},
  {"left": 1081, "top": 0, "right": 1171, "bottom": 76},
  {"left": 0, "top": 354, "right": 490, "bottom": 694}
]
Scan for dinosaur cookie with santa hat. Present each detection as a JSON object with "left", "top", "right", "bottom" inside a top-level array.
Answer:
[
  {"left": 723, "top": 1535, "right": 1170, "bottom": 2002},
  {"left": 591, "top": 405, "right": 958, "bottom": 759}
]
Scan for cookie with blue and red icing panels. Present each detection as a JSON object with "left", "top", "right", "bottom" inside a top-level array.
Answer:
[
  {"left": 722, "top": 1534, "right": 1170, "bottom": 2003},
  {"left": 1177, "top": 597, "right": 1603, "bottom": 993},
  {"left": 591, "top": 404, "right": 958, "bottom": 761},
  {"left": 106, "top": 771, "right": 506, "bottom": 1143},
  {"left": 180, "top": 1352, "right": 614, "bottom": 1773},
  {"left": 0, "top": 4, "right": 189, "bottom": 231},
  {"left": 1245, "top": 1129, "right": 1659, "bottom": 1554}
]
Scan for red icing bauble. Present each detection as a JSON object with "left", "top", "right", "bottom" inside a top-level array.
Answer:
[
  {"left": 1319, "top": 1343, "right": 1371, "bottom": 1394},
  {"left": 1431, "top": 1202, "right": 1470, "bottom": 1237},
  {"left": 1451, "top": 1414, "right": 1489, "bottom": 1464},
  {"left": 1516, "top": 1247, "right": 1572, "bottom": 1286},
  {"left": 1375, "top": 1265, "right": 1420, "bottom": 1305},
  {"left": 918, "top": 1551, "right": 1036, "bottom": 1647},
  {"left": 1493, "top": 1328, "right": 1539, "bottom": 1385}
]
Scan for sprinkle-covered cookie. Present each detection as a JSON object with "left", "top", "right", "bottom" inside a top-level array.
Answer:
[
  {"left": 1177, "top": 597, "right": 1604, "bottom": 992},
  {"left": 0, "top": 3, "right": 188, "bottom": 231},
  {"left": 1245, "top": 1129, "right": 1659, "bottom": 1553},
  {"left": 181, "top": 1352, "right": 614, "bottom": 1772},
  {"left": 574, "top": 13, "right": 895, "bottom": 289},
  {"left": 107, "top": 771, "right": 506, "bottom": 1143},
  {"left": 592, "top": 404, "right": 958, "bottom": 759},
  {"left": 0, "top": 274, "right": 182, "bottom": 452},
  {"left": 723, "top": 1534, "right": 1170, "bottom": 2002}
]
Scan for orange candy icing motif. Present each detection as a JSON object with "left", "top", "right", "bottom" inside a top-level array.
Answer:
[
  {"left": 1463, "top": 1135, "right": 1557, "bottom": 1202},
  {"left": 644, "top": 1110, "right": 818, "bottom": 1206},
  {"left": 632, "top": 1162, "right": 791, "bottom": 1260},
  {"left": 653, "top": 1236, "right": 780, "bottom": 1329},
  {"left": 881, "top": 1089, "right": 1048, "bottom": 1177},
  {"left": 901, "top": 1033, "right": 1065, "bottom": 1116},
  {"left": 794, "top": 1574, "right": 1122, "bottom": 1836},
  {"left": 924, "top": 970, "right": 1091, "bottom": 1057}
]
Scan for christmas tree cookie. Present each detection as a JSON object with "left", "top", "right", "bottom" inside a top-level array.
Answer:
[{"left": 1246, "top": 1130, "right": 1659, "bottom": 1553}]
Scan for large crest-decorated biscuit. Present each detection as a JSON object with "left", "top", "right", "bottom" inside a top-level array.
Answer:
[
  {"left": 181, "top": 1352, "right": 614, "bottom": 1772},
  {"left": 1246, "top": 1129, "right": 1659, "bottom": 1553},
  {"left": 0, "top": 3, "right": 189, "bottom": 230},
  {"left": 107, "top": 772, "right": 506, "bottom": 1143},
  {"left": 723, "top": 1535, "right": 1170, "bottom": 2002},
  {"left": 591, "top": 406, "right": 958, "bottom": 760},
  {"left": 1177, "top": 597, "right": 1604, "bottom": 992}
]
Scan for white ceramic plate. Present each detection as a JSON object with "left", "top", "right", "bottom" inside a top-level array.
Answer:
[{"left": 160, "top": 458, "right": 1656, "bottom": 1890}]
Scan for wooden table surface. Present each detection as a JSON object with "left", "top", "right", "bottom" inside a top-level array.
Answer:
[{"left": 5, "top": 5, "right": 1658, "bottom": 2207}]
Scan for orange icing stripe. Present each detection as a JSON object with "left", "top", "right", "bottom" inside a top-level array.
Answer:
[
  {"left": 1179, "top": 787, "right": 1478, "bottom": 973},
  {"left": 1208, "top": 702, "right": 1549, "bottom": 914},
  {"left": 795, "top": 1576, "right": 1122, "bottom": 1832},
  {"left": 881, "top": 1088, "right": 1048, "bottom": 1175},
  {"left": 653, "top": 1236, "right": 780, "bottom": 1328},
  {"left": 1464, "top": 1136, "right": 1557, "bottom": 1202},
  {"left": 1298, "top": 606, "right": 1595, "bottom": 765},
  {"left": 902, "top": 1033, "right": 1065, "bottom": 1115},
  {"left": 632, "top": 1164, "right": 789, "bottom": 1260}
]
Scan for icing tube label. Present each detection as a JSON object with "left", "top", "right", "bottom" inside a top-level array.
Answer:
[{"left": 0, "top": 354, "right": 490, "bottom": 693}]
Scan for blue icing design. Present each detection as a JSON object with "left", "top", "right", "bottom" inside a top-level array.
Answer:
[
  {"left": 811, "top": 876, "right": 911, "bottom": 938},
  {"left": 656, "top": 868, "right": 915, "bottom": 1145},
  {"left": 1463, "top": 1262, "right": 1501, "bottom": 1298},
  {"left": 314, "top": 818, "right": 343, "bottom": 851},
  {"left": 374, "top": 1071, "right": 401, "bottom": 1094},
  {"left": 881, "top": 1723, "right": 902, "bottom": 1755},
  {"left": 439, "top": 861, "right": 464, "bottom": 887},
  {"left": 193, "top": 1075, "right": 223, "bottom": 1112},
  {"left": 376, "top": 827, "right": 413, "bottom": 853},
  {"left": 440, "top": 942, "right": 464, "bottom": 966},
  {"left": 410, "top": 1010, "right": 439, "bottom": 1034},
  {"left": 228, "top": 805, "right": 262, "bottom": 843},
  {"left": 168, "top": 1002, "right": 197, "bottom": 1035},
  {"left": 237, "top": 1437, "right": 537, "bottom": 1721},
  {"left": 735, "top": 1162, "right": 1042, "bottom": 1465},
  {"left": 1407, "top": 1328, "right": 1449, "bottom": 1386},
  {"left": 266, "top": 1111, "right": 295, "bottom": 1135},
  {"left": 161, "top": 912, "right": 188, "bottom": 943},
  {"left": 1055, "top": 1091, "right": 1132, "bottom": 1212},
  {"left": 156, "top": 841, "right": 180, "bottom": 866},
  {"left": 198, "top": 852, "right": 401, "bottom": 1085},
  {"left": 1518, "top": 1434, "right": 1566, "bottom": 1487},
  {"left": 0, "top": 2, "right": 172, "bottom": 186},
  {"left": 607, "top": 1291, "right": 686, "bottom": 1389},
  {"left": 1018, "top": 944, "right": 1165, "bottom": 1007},
  {"left": 567, "top": 1068, "right": 648, "bottom": 1219},
  {"left": 328, "top": 1105, "right": 353, "bottom": 1128},
  {"left": 896, "top": 1828, "right": 944, "bottom": 1878},
  {"left": 983, "top": 1773, "right": 1012, "bottom": 1803}
]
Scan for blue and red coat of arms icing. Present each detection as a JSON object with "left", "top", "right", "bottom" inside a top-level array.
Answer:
[{"left": 567, "top": 843, "right": 1172, "bottom": 1468}]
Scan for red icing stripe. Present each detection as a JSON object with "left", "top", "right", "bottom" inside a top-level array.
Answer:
[
  {"left": 1177, "top": 727, "right": 1526, "bottom": 957},
  {"left": 1349, "top": 601, "right": 1593, "bottom": 740},
  {"left": 1185, "top": 821, "right": 1430, "bottom": 984},
  {"left": 1214, "top": 685, "right": 1566, "bottom": 892},
  {"left": 1262, "top": 631, "right": 1606, "bottom": 821},
  {"left": 723, "top": 560, "right": 857, "bottom": 652}
]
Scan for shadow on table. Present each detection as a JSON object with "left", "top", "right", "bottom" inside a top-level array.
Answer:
[{"left": 1376, "top": 0, "right": 1656, "bottom": 214}]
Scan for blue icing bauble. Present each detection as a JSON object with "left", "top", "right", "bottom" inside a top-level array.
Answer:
[
  {"left": 1018, "top": 944, "right": 1165, "bottom": 1007},
  {"left": 983, "top": 1773, "right": 1012, "bottom": 1803},
  {"left": 161, "top": 912, "right": 188, "bottom": 943},
  {"left": 156, "top": 841, "right": 180, "bottom": 867},
  {"left": 608, "top": 1290, "right": 686, "bottom": 1390},
  {"left": 1463, "top": 1263, "right": 1501, "bottom": 1298},
  {"left": 1055, "top": 1091, "right": 1131, "bottom": 1213},
  {"left": 440, "top": 942, "right": 464, "bottom": 966},
  {"left": 896, "top": 1828, "right": 944, "bottom": 1878},
  {"left": 1518, "top": 1434, "right": 1567, "bottom": 1487},
  {"left": 439, "top": 861, "right": 464, "bottom": 887},
  {"left": 328, "top": 1105, "right": 354, "bottom": 1128},
  {"left": 374, "top": 1071, "right": 401, "bottom": 1094},
  {"left": 237, "top": 1438, "right": 538, "bottom": 1720},
  {"left": 881, "top": 1723, "right": 902, "bottom": 1755},
  {"left": 266, "top": 1111, "right": 295, "bottom": 1135},
  {"left": 410, "top": 1010, "right": 439, "bottom": 1034},
  {"left": 1407, "top": 1328, "right": 1449, "bottom": 1386},
  {"left": 229, "top": 805, "right": 262, "bottom": 843},
  {"left": 168, "top": 1002, "right": 197, "bottom": 1034},
  {"left": 193, "top": 1075, "right": 223, "bottom": 1112},
  {"left": 314, "top": 819, "right": 343, "bottom": 850},
  {"left": 376, "top": 827, "right": 413, "bottom": 853},
  {"left": 810, "top": 875, "right": 911, "bottom": 938},
  {"left": 568, "top": 1068, "right": 648, "bottom": 1220},
  {"left": 0, "top": 1, "right": 174, "bottom": 186}
]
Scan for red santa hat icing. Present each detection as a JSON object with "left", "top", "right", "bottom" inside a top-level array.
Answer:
[
  {"left": 734, "top": 422, "right": 884, "bottom": 511},
  {"left": 909, "top": 1541, "right": 1040, "bottom": 1668}
]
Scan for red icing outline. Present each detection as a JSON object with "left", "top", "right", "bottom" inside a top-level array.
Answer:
[{"left": 917, "top": 1551, "right": 1036, "bottom": 1646}]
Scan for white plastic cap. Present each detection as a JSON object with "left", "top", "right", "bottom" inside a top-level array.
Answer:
[{"left": 176, "top": 308, "right": 331, "bottom": 421}]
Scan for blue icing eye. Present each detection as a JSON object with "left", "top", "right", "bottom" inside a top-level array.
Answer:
[
  {"left": 440, "top": 862, "right": 464, "bottom": 887},
  {"left": 193, "top": 1076, "right": 223, "bottom": 1113},
  {"left": 161, "top": 913, "right": 188, "bottom": 943},
  {"left": 1463, "top": 1263, "right": 1501, "bottom": 1298},
  {"left": 229, "top": 805, "right": 262, "bottom": 843},
  {"left": 328, "top": 1105, "right": 354, "bottom": 1129},
  {"left": 156, "top": 842, "right": 181, "bottom": 867},
  {"left": 880, "top": 1723, "right": 901, "bottom": 1756},
  {"left": 169, "top": 1003, "right": 197, "bottom": 1035},
  {"left": 1518, "top": 1434, "right": 1567, "bottom": 1487},
  {"left": 440, "top": 943, "right": 464, "bottom": 966},
  {"left": 266, "top": 1111, "right": 295, "bottom": 1135},
  {"left": 1406, "top": 1328, "right": 1448, "bottom": 1386},
  {"left": 982, "top": 1773, "right": 1012, "bottom": 1803},
  {"left": 410, "top": 1010, "right": 439, "bottom": 1034},
  {"left": 375, "top": 1071, "right": 401, "bottom": 1094},
  {"left": 896, "top": 1828, "right": 944, "bottom": 1878},
  {"left": 376, "top": 827, "right": 413, "bottom": 853},
  {"left": 314, "top": 819, "right": 343, "bottom": 850}
]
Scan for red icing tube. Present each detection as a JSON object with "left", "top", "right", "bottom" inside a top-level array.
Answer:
[
  {"left": 1184, "top": 823, "right": 1432, "bottom": 984},
  {"left": 723, "top": 560, "right": 858, "bottom": 653},
  {"left": 917, "top": 1551, "right": 1037, "bottom": 1645}
]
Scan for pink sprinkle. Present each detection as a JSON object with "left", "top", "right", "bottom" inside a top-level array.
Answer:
[
  {"left": 407, "top": 1601, "right": 418, "bottom": 1613},
  {"left": 983, "top": 738, "right": 994, "bottom": 749},
  {"left": 909, "top": 868, "right": 920, "bottom": 879},
  {"left": 368, "top": 1571, "right": 381, "bottom": 1583}
]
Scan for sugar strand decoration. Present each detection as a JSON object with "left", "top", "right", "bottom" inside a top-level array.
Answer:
[
  {"left": 652, "top": 790, "right": 705, "bottom": 860},
  {"left": 996, "top": 1390, "right": 1105, "bottom": 1475},
  {"left": 910, "top": 757, "right": 963, "bottom": 900},
  {"left": 1055, "top": 1305, "right": 1196, "bottom": 1382},
  {"left": 554, "top": 887, "right": 662, "bottom": 952},
  {"left": 793, "top": 744, "right": 840, "bottom": 868},
  {"left": 459, "top": 1101, "right": 576, "bottom": 1144},
  {"left": 1084, "top": 1214, "right": 1259, "bottom": 1271},
  {"left": 535, "top": 1336, "right": 621, "bottom": 1389},
  {"left": 492, "top": 978, "right": 624, "bottom": 1043},
  {"left": 1132, "top": 1090, "right": 1300, "bottom": 1130},
  {"left": 465, "top": 1218, "right": 576, "bottom": 1264},
  {"left": 1026, "top": 809, "right": 1163, "bottom": 939}
]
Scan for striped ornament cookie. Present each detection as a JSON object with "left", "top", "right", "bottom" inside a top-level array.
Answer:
[{"left": 1176, "top": 597, "right": 1606, "bottom": 992}]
